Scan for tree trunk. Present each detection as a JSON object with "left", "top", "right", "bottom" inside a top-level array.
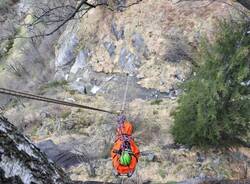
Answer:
[
  {"left": 0, "top": 116, "right": 73, "bottom": 184},
  {"left": 0, "top": 116, "right": 117, "bottom": 184},
  {"left": 237, "top": 0, "right": 250, "bottom": 10}
]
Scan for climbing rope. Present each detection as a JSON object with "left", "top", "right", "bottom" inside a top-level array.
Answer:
[
  {"left": 116, "top": 74, "right": 132, "bottom": 150},
  {"left": 121, "top": 73, "right": 129, "bottom": 114},
  {"left": 0, "top": 88, "right": 119, "bottom": 115},
  {"left": 117, "top": 115, "right": 131, "bottom": 150}
]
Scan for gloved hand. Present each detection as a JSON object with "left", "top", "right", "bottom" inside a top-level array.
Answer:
[{"left": 113, "top": 149, "right": 122, "bottom": 155}]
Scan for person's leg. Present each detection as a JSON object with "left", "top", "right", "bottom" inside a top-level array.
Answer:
[
  {"left": 127, "top": 171, "right": 134, "bottom": 177},
  {"left": 112, "top": 169, "right": 120, "bottom": 177}
]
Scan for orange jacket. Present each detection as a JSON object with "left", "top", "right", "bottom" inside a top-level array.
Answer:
[
  {"left": 111, "top": 121, "right": 140, "bottom": 175},
  {"left": 116, "top": 120, "right": 133, "bottom": 136}
]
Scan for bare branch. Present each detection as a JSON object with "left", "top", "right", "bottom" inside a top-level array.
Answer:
[
  {"left": 116, "top": 0, "right": 143, "bottom": 9},
  {"left": 11, "top": 0, "right": 143, "bottom": 39},
  {"left": 30, "top": 5, "right": 76, "bottom": 26}
]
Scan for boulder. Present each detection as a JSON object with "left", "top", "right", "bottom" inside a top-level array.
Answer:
[
  {"left": 111, "top": 21, "right": 124, "bottom": 41},
  {"left": 70, "top": 50, "right": 89, "bottom": 74},
  {"left": 103, "top": 42, "right": 116, "bottom": 57},
  {"left": 55, "top": 34, "right": 79, "bottom": 69},
  {"left": 131, "top": 33, "right": 145, "bottom": 53},
  {"left": 119, "top": 47, "right": 140, "bottom": 74}
]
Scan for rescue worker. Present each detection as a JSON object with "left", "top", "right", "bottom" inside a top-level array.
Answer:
[{"left": 111, "top": 115, "right": 140, "bottom": 177}]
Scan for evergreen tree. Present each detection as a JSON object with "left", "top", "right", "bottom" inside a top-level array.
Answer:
[{"left": 171, "top": 20, "right": 250, "bottom": 148}]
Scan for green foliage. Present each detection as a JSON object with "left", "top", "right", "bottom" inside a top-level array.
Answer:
[
  {"left": 153, "top": 110, "right": 159, "bottom": 115},
  {"left": 0, "top": 0, "right": 18, "bottom": 10},
  {"left": 171, "top": 20, "right": 250, "bottom": 149},
  {"left": 151, "top": 99, "right": 163, "bottom": 105},
  {"left": 39, "top": 80, "right": 68, "bottom": 91},
  {"left": 158, "top": 168, "right": 166, "bottom": 178},
  {"left": 61, "top": 111, "right": 71, "bottom": 119},
  {"left": 0, "top": 39, "right": 14, "bottom": 59},
  {"left": 166, "top": 181, "right": 177, "bottom": 184},
  {"left": 0, "top": 0, "right": 10, "bottom": 9}
]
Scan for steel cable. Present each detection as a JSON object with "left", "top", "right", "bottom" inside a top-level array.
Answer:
[{"left": 0, "top": 88, "right": 119, "bottom": 114}]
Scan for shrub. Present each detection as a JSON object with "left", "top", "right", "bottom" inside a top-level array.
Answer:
[
  {"left": 151, "top": 99, "right": 163, "bottom": 105},
  {"left": 0, "top": 0, "right": 18, "bottom": 11},
  {"left": 171, "top": 20, "right": 250, "bottom": 149},
  {"left": 39, "top": 80, "right": 68, "bottom": 91}
]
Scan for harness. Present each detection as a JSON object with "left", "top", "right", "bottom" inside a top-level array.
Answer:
[{"left": 117, "top": 115, "right": 132, "bottom": 151}]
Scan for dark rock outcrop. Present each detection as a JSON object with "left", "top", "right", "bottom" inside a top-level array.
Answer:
[{"left": 36, "top": 140, "right": 87, "bottom": 169}]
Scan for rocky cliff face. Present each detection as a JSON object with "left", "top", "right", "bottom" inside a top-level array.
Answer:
[
  {"left": 54, "top": 0, "right": 246, "bottom": 93},
  {"left": 0, "top": 0, "right": 249, "bottom": 183}
]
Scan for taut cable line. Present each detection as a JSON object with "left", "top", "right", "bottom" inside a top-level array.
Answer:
[
  {"left": 120, "top": 73, "right": 129, "bottom": 114},
  {"left": 0, "top": 88, "right": 119, "bottom": 115}
]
